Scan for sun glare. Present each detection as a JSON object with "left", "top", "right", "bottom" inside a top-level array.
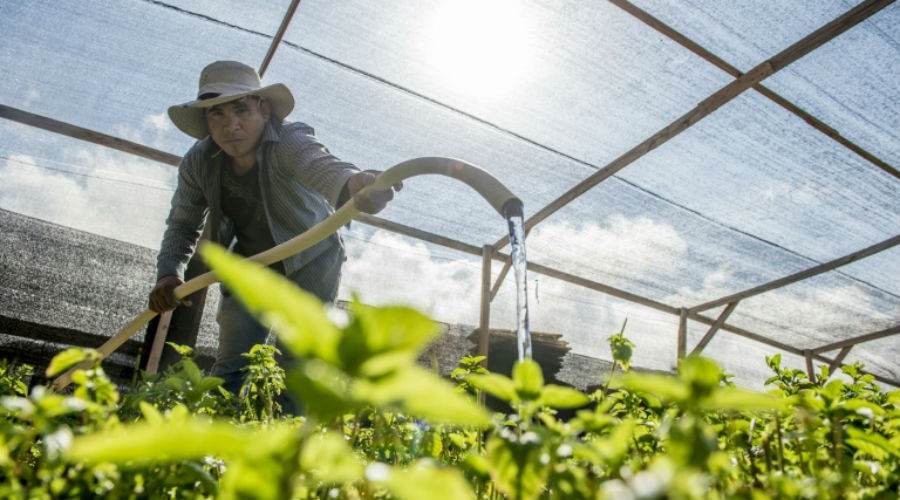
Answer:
[{"left": 426, "top": 0, "right": 534, "bottom": 99}]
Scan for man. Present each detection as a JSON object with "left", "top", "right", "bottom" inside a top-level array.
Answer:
[{"left": 148, "top": 60, "right": 397, "bottom": 401}]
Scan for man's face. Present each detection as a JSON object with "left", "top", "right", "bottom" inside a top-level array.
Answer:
[{"left": 205, "top": 97, "right": 271, "bottom": 165}]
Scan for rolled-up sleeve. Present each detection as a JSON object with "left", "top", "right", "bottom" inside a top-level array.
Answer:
[
  {"left": 275, "top": 125, "right": 359, "bottom": 207},
  {"left": 156, "top": 154, "right": 208, "bottom": 281}
]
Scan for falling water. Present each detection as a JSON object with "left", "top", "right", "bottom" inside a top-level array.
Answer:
[{"left": 505, "top": 202, "right": 532, "bottom": 361}]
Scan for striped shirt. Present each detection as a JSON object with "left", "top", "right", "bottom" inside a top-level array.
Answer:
[{"left": 156, "top": 120, "right": 359, "bottom": 281}]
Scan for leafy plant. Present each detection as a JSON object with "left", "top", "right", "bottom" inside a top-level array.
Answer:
[{"left": 0, "top": 243, "right": 896, "bottom": 499}]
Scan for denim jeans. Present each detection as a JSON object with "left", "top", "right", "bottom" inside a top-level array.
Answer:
[{"left": 212, "top": 245, "right": 344, "bottom": 411}]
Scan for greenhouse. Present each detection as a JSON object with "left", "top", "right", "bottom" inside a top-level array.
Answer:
[{"left": 1, "top": 1, "right": 898, "bottom": 499}]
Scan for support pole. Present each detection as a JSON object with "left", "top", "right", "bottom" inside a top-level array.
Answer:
[
  {"left": 691, "top": 301, "right": 739, "bottom": 355},
  {"left": 145, "top": 310, "right": 173, "bottom": 375},
  {"left": 477, "top": 245, "right": 493, "bottom": 368},
  {"left": 677, "top": 308, "right": 688, "bottom": 359},
  {"left": 258, "top": 0, "right": 302, "bottom": 77},
  {"left": 804, "top": 350, "right": 817, "bottom": 384},
  {"left": 826, "top": 346, "right": 853, "bottom": 379},
  {"left": 811, "top": 325, "right": 900, "bottom": 354},
  {"left": 489, "top": 259, "right": 513, "bottom": 301}
]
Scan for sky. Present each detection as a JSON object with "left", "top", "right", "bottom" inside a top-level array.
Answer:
[{"left": 1, "top": 0, "right": 898, "bottom": 388}]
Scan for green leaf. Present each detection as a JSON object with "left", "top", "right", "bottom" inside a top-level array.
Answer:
[
  {"left": 200, "top": 243, "right": 340, "bottom": 361},
  {"left": 466, "top": 373, "right": 517, "bottom": 402},
  {"left": 300, "top": 431, "right": 364, "bottom": 484},
  {"left": 678, "top": 356, "right": 723, "bottom": 392},
  {"left": 612, "top": 373, "right": 690, "bottom": 403},
  {"left": 68, "top": 418, "right": 293, "bottom": 463},
  {"left": 352, "top": 301, "right": 439, "bottom": 356},
  {"left": 845, "top": 427, "right": 899, "bottom": 458},
  {"left": 840, "top": 398, "right": 884, "bottom": 415},
  {"left": 513, "top": 359, "right": 544, "bottom": 400},
  {"left": 537, "top": 385, "right": 590, "bottom": 409},
  {"left": 486, "top": 435, "right": 549, "bottom": 500},
  {"left": 182, "top": 359, "right": 203, "bottom": 385},
  {"left": 139, "top": 401, "right": 163, "bottom": 425},
  {"left": 219, "top": 457, "right": 285, "bottom": 500},
  {"left": 286, "top": 360, "right": 359, "bottom": 421},
  {"left": 165, "top": 342, "right": 194, "bottom": 357},
  {"left": 197, "top": 376, "right": 224, "bottom": 394},
  {"left": 382, "top": 460, "right": 476, "bottom": 500},
  {"left": 821, "top": 379, "right": 844, "bottom": 402},
  {"left": 46, "top": 348, "right": 95, "bottom": 377},
  {"left": 701, "top": 387, "right": 787, "bottom": 412},
  {"left": 356, "top": 366, "right": 490, "bottom": 427}
]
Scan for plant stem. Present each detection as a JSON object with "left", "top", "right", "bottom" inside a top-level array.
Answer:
[{"left": 774, "top": 414, "right": 785, "bottom": 473}]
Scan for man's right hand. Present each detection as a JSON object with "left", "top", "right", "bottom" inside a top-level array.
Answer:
[{"left": 148, "top": 275, "right": 186, "bottom": 313}]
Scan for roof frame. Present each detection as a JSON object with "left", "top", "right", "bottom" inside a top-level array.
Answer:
[
  {"left": 492, "top": 0, "right": 897, "bottom": 252},
  {"left": 607, "top": 0, "right": 900, "bottom": 180}
]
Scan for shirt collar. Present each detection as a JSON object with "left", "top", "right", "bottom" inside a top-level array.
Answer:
[{"left": 260, "top": 120, "right": 281, "bottom": 144}]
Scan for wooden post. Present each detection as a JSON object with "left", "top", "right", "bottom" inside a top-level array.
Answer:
[
  {"left": 145, "top": 310, "right": 173, "bottom": 375},
  {"left": 477, "top": 245, "right": 493, "bottom": 368},
  {"left": 258, "top": 0, "right": 302, "bottom": 77},
  {"left": 140, "top": 226, "right": 211, "bottom": 373},
  {"left": 804, "top": 350, "right": 817, "bottom": 384},
  {"left": 677, "top": 308, "right": 688, "bottom": 359}
]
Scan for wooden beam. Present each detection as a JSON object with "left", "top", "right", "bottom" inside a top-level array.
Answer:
[
  {"left": 525, "top": 261, "right": 681, "bottom": 316},
  {"left": 804, "top": 350, "right": 817, "bottom": 383},
  {"left": 355, "top": 214, "right": 483, "bottom": 255},
  {"left": 492, "top": 62, "right": 773, "bottom": 250},
  {"left": 145, "top": 310, "right": 173, "bottom": 375},
  {"left": 477, "top": 245, "right": 493, "bottom": 368},
  {"left": 355, "top": 214, "right": 682, "bottom": 316},
  {"left": 827, "top": 345, "right": 853, "bottom": 378},
  {"left": 494, "top": 0, "right": 895, "bottom": 251},
  {"left": 258, "top": 0, "right": 302, "bottom": 77},
  {"left": 811, "top": 325, "right": 900, "bottom": 354},
  {"left": 489, "top": 259, "right": 513, "bottom": 301},
  {"left": 0, "top": 104, "right": 181, "bottom": 166},
  {"left": 677, "top": 308, "right": 688, "bottom": 359},
  {"left": 607, "top": 0, "right": 900, "bottom": 180},
  {"left": 690, "top": 235, "right": 900, "bottom": 313},
  {"left": 691, "top": 301, "right": 739, "bottom": 354}
]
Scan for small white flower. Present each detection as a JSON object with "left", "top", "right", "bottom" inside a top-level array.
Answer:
[
  {"left": 365, "top": 462, "right": 391, "bottom": 482},
  {"left": 630, "top": 470, "right": 664, "bottom": 499},
  {"left": 520, "top": 431, "right": 540, "bottom": 445}
]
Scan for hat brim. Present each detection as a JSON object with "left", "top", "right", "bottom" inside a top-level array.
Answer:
[{"left": 167, "top": 83, "right": 295, "bottom": 139}]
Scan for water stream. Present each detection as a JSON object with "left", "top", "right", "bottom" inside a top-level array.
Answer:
[{"left": 506, "top": 208, "right": 532, "bottom": 361}]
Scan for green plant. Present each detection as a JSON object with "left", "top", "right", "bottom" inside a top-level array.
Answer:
[{"left": 0, "top": 244, "right": 896, "bottom": 499}]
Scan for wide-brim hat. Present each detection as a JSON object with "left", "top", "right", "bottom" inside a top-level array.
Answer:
[{"left": 168, "top": 60, "right": 295, "bottom": 139}]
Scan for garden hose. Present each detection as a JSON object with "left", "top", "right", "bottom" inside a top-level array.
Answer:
[{"left": 51, "top": 157, "right": 521, "bottom": 391}]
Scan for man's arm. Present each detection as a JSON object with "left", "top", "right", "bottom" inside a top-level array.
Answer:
[
  {"left": 150, "top": 156, "right": 207, "bottom": 312},
  {"left": 276, "top": 124, "right": 359, "bottom": 207},
  {"left": 277, "top": 125, "right": 400, "bottom": 214}
]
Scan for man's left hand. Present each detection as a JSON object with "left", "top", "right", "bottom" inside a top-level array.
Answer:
[{"left": 346, "top": 170, "right": 402, "bottom": 214}]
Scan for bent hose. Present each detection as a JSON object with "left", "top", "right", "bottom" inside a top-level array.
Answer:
[{"left": 51, "top": 157, "right": 520, "bottom": 391}]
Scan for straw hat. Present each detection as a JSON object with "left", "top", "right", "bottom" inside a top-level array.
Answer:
[{"left": 168, "top": 61, "right": 295, "bottom": 139}]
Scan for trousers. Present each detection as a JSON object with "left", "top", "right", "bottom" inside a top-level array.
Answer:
[{"left": 211, "top": 245, "right": 344, "bottom": 408}]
